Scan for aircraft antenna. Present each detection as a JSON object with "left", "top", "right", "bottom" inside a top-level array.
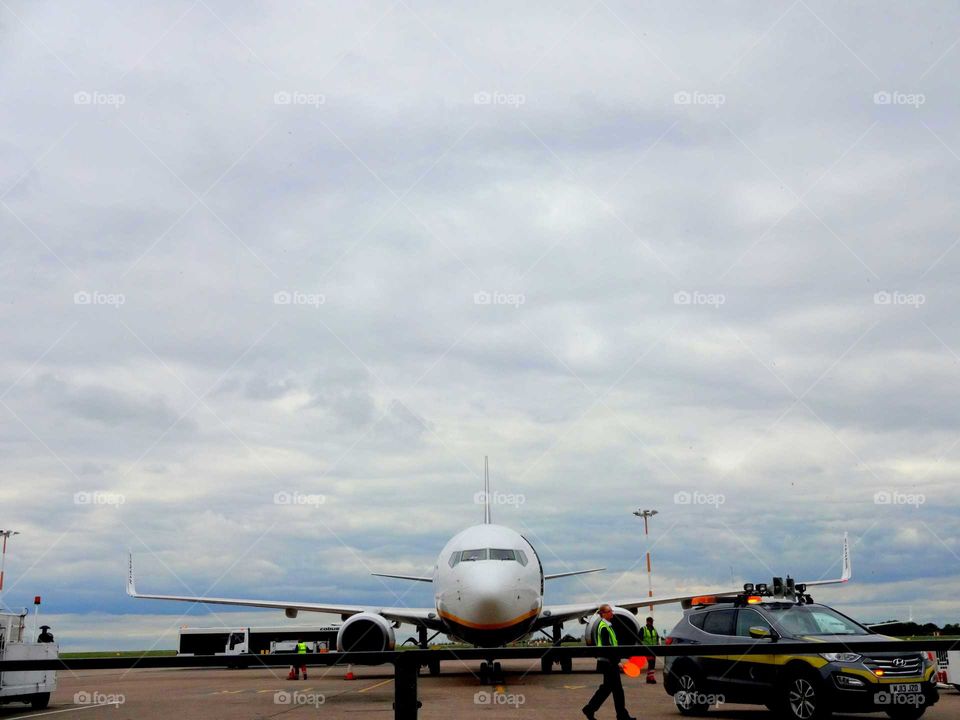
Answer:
[{"left": 483, "top": 455, "right": 491, "bottom": 524}]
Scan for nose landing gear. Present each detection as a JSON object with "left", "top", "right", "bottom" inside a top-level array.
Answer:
[{"left": 479, "top": 660, "right": 504, "bottom": 685}]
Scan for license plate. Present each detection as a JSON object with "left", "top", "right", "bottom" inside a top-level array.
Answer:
[{"left": 891, "top": 684, "right": 921, "bottom": 694}]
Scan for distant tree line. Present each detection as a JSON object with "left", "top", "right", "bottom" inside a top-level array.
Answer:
[{"left": 872, "top": 621, "right": 960, "bottom": 636}]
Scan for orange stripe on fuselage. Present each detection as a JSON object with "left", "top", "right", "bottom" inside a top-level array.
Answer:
[{"left": 438, "top": 607, "right": 539, "bottom": 631}]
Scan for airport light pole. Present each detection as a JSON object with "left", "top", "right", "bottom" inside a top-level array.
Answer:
[
  {"left": 0, "top": 530, "right": 19, "bottom": 593},
  {"left": 632, "top": 510, "right": 657, "bottom": 612}
]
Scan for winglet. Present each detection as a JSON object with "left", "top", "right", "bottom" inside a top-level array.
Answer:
[
  {"left": 841, "top": 532, "right": 851, "bottom": 582},
  {"left": 126, "top": 551, "right": 137, "bottom": 596},
  {"left": 803, "top": 533, "right": 852, "bottom": 588}
]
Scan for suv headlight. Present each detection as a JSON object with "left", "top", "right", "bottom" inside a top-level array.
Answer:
[{"left": 820, "top": 653, "right": 862, "bottom": 663}]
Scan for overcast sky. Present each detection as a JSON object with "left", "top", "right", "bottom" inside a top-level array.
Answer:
[{"left": 1, "top": 1, "right": 959, "bottom": 651}]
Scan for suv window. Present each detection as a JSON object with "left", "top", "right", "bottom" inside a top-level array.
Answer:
[
  {"left": 736, "top": 608, "right": 771, "bottom": 636},
  {"left": 701, "top": 609, "right": 736, "bottom": 636},
  {"left": 688, "top": 612, "right": 707, "bottom": 629}
]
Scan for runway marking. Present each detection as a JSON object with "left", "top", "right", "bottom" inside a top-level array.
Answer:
[
  {"left": 13, "top": 704, "right": 111, "bottom": 718},
  {"left": 356, "top": 679, "right": 393, "bottom": 693},
  {"left": 563, "top": 684, "right": 586, "bottom": 690}
]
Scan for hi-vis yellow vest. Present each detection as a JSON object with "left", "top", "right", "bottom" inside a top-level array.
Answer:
[
  {"left": 642, "top": 625, "right": 659, "bottom": 645},
  {"left": 597, "top": 619, "right": 618, "bottom": 647}
]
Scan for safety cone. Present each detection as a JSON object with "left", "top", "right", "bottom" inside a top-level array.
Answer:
[{"left": 344, "top": 664, "right": 355, "bottom": 680}]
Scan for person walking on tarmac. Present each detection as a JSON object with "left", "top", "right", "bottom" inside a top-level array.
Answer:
[
  {"left": 641, "top": 616, "right": 660, "bottom": 684},
  {"left": 582, "top": 604, "right": 636, "bottom": 720},
  {"left": 287, "top": 640, "right": 309, "bottom": 680}
]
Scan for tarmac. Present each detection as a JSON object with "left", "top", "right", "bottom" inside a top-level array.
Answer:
[{"left": 1, "top": 661, "right": 957, "bottom": 719}]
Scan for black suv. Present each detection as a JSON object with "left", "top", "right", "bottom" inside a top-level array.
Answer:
[{"left": 663, "top": 597, "right": 938, "bottom": 719}]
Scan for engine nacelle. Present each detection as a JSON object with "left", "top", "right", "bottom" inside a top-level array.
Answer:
[
  {"left": 337, "top": 612, "right": 396, "bottom": 653},
  {"left": 583, "top": 606, "right": 642, "bottom": 646}
]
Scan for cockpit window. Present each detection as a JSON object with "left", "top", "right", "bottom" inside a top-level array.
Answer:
[{"left": 451, "top": 548, "right": 528, "bottom": 565}]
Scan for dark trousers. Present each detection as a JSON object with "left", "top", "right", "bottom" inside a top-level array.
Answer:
[{"left": 585, "top": 659, "right": 628, "bottom": 718}]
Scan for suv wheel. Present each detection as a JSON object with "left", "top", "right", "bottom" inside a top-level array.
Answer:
[
  {"left": 782, "top": 670, "right": 826, "bottom": 720},
  {"left": 673, "top": 667, "right": 709, "bottom": 715}
]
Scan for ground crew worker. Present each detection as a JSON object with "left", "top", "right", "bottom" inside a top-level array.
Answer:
[
  {"left": 582, "top": 604, "right": 636, "bottom": 720},
  {"left": 37, "top": 625, "right": 54, "bottom": 643},
  {"left": 641, "top": 616, "right": 660, "bottom": 684},
  {"left": 287, "top": 640, "right": 309, "bottom": 680}
]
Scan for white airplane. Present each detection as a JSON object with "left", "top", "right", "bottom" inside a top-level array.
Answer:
[{"left": 127, "top": 462, "right": 852, "bottom": 677}]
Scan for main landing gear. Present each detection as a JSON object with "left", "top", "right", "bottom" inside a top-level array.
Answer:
[
  {"left": 540, "top": 623, "right": 573, "bottom": 674},
  {"left": 415, "top": 626, "right": 443, "bottom": 677}
]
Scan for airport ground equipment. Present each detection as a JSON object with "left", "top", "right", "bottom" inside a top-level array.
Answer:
[
  {"left": 178, "top": 624, "right": 339, "bottom": 656},
  {"left": 934, "top": 648, "right": 960, "bottom": 692},
  {"left": 0, "top": 609, "right": 57, "bottom": 710}
]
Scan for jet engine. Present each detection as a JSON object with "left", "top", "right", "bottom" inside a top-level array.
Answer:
[
  {"left": 583, "top": 606, "right": 642, "bottom": 645},
  {"left": 336, "top": 612, "right": 396, "bottom": 652}
]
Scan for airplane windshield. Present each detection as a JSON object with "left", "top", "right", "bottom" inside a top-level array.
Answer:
[{"left": 450, "top": 548, "right": 528, "bottom": 566}]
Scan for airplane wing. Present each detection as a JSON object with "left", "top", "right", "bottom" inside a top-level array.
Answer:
[
  {"left": 544, "top": 567, "right": 606, "bottom": 580},
  {"left": 126, "top": 553, "right": 443, "bottom": 630},
  {"left": 370, "top": 572, "right": 433, "bottom": 582},
  {"left": 535, "top": 533, "right": 851, "bottom": 629},
  {"left": 534, "top": 589, "right": 743, "bottom": 629}
]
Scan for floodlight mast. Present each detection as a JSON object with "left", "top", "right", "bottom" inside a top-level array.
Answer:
[
  {"left": 632, "top": 510, "right": 658, "bottom": 612},
  {"left": 0, "top": 529, "right": 20, "bottom": 593}
]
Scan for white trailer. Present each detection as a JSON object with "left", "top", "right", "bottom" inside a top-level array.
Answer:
[
  {"left": 935, "top": 648, "right": 960, "bottom": 692},
  {"left": 0, "top": 610, "right": 57, "bottom": 710}
]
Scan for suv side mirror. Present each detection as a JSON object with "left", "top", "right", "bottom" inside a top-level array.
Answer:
[{"left": 749, "top": 626, "right": 777, "bottom": 640}]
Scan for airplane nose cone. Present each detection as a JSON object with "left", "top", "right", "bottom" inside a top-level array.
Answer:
[{"left": 457, "top": 563, "right": 538, "bottom": 628}]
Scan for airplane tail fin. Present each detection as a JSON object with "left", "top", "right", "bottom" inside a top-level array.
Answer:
[{"left": 483, "top": 455, "right": 491, "bottom": 524}]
